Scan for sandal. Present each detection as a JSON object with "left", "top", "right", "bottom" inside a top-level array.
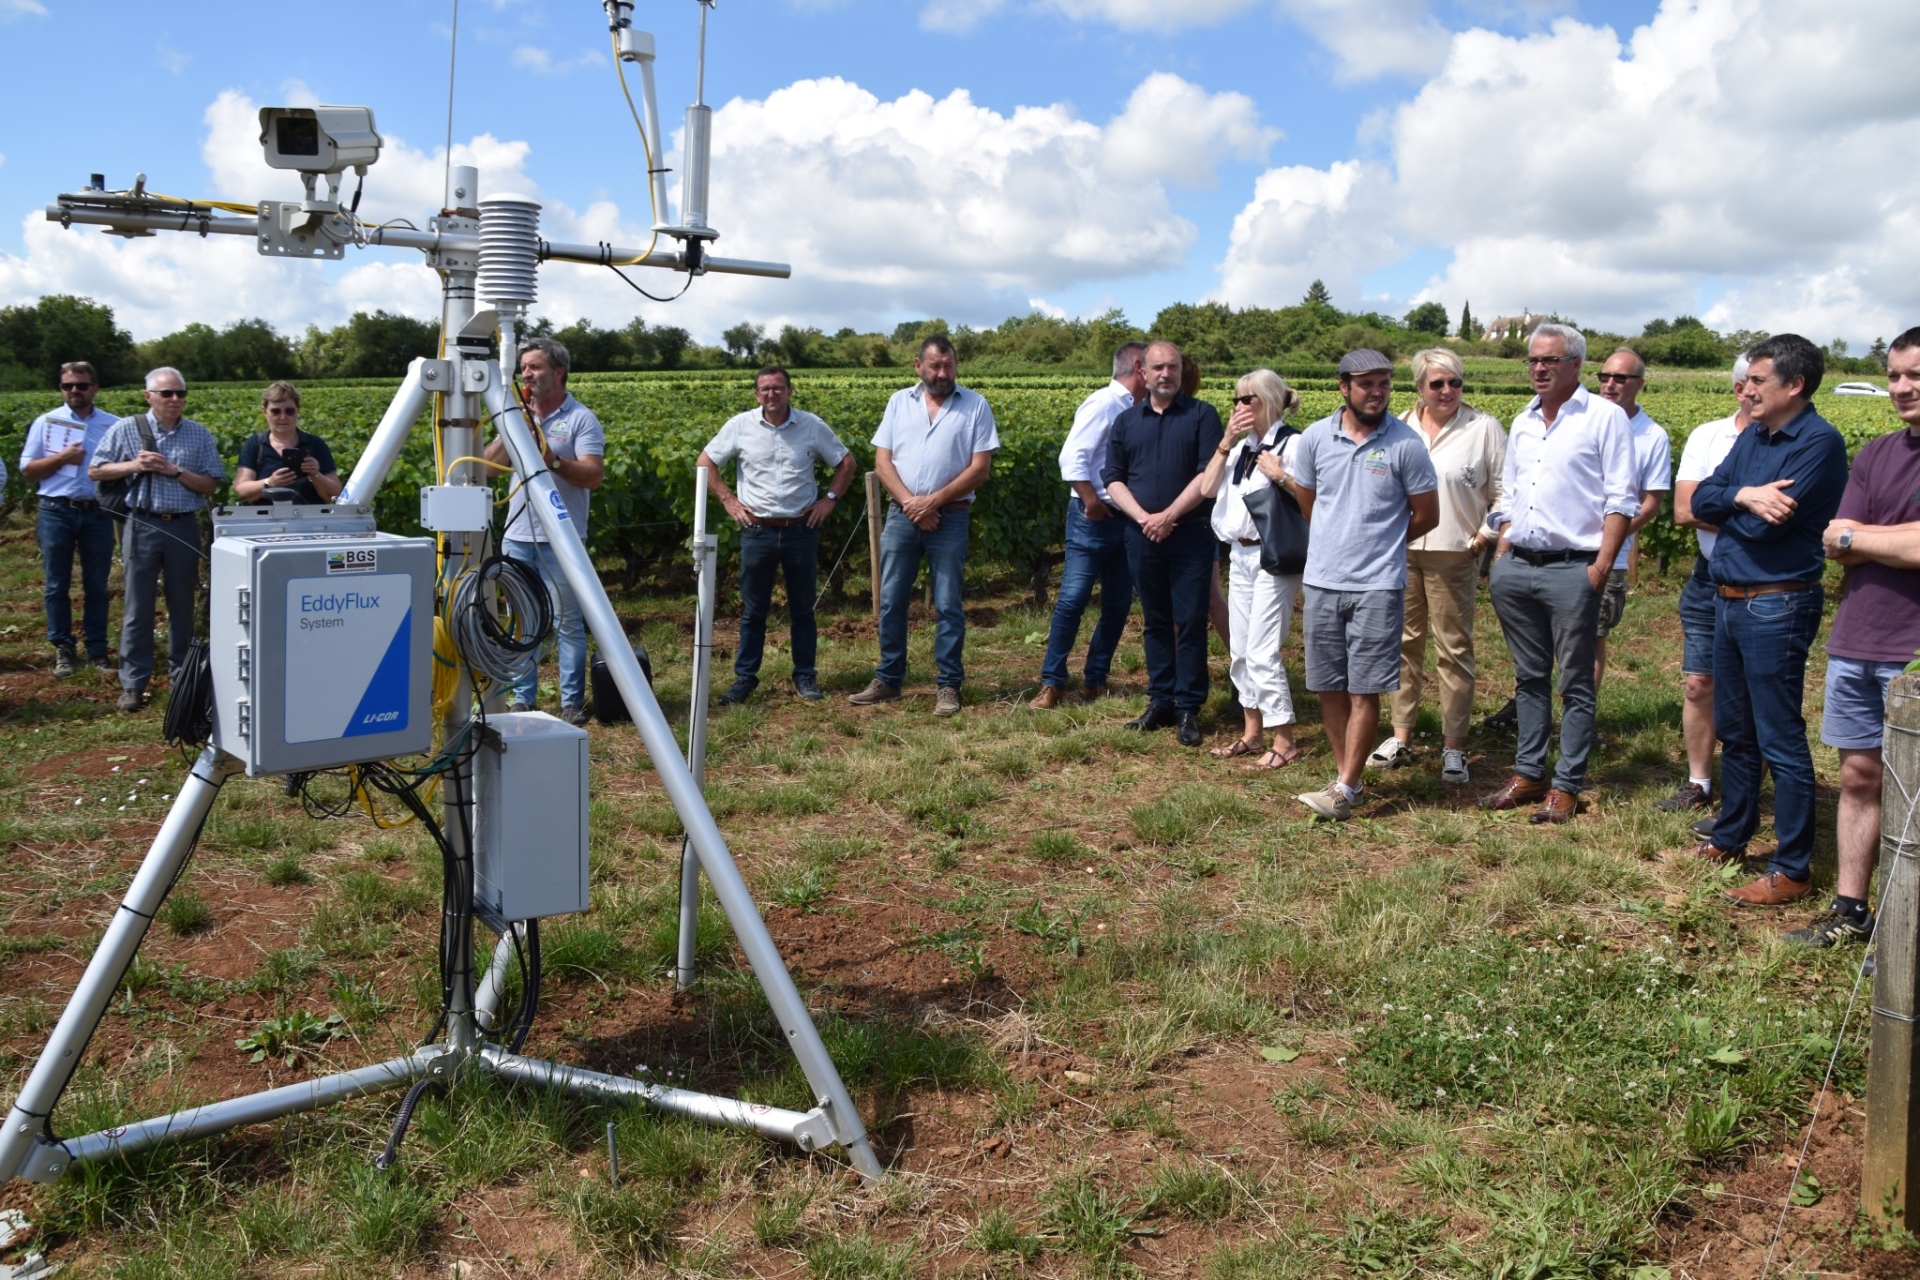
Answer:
[
  {"left": 1211, "top": 737, "right": 1262, "bottom": 760},
  {"left": 1245, "top": 746, "right": 1303, "bottom": 771}
]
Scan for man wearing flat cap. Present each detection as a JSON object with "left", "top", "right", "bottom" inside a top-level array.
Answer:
[
  {"left": 1286, "top": 349, "right": 1438, "bottom": 821},
  {"left": 1480, "top": 323, "right": 1636, "bottom": 824}
]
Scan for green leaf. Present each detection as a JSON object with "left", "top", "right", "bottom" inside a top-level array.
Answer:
[
  {"left": 1790, "top": 1171, "right": 1823, "bottom": 1208},
  {"left": 1707, "top": 1048, "right": 1747, "bottom": 1065},
  {"left": 1260, "top": 1046, "right": 1302, "bottom": 1063}
]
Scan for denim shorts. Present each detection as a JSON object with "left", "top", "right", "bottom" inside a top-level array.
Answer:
[
  {"left": 1679, "top": 571, "right": 1718, "bottom": 676},
  {"left": 1303, "top": 587, "right": 1403, "bottom": 694},
  {"left": 1595, "top": 569, "right": 1629, "bottom": 637},
  {"left": 1821, "top": 655, "right": 1908, "bottom": 749}
]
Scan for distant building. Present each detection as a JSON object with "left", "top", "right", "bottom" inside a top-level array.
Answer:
[{"left": 1482, "top": 311, "right": 1545, "bottom": 342}]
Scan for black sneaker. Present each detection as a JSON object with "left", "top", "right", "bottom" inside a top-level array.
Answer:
[
  {"left": 793, "top": 673, "right": 823, "bottom": 701},
  {"left": 1124, "top": 703, "right": 1178, "bottom": 732},
  {"left": 1483, "top": 697, "right": 1518, "bottom": 730},
  {"left": 717, "top": 677, "right": 757, "bottom": 706},
  {"left": 1655, "top": 782, "right": 1710, "bottom": 813},
  {"left": 52, "top": 644, "right": 76, "bottom": 679},
  {"left": 1784, "top": 903, "right": 1874, "bottom": 949}
]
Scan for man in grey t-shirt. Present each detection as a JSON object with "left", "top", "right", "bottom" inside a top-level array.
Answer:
[
  {"left": 1285, "top": 350, "right": 1438, "bottom": 821},
  {"left": 699, "top": 366, "right": 857, "bottom": 704},
  {"left": 484, "top": 337, "right": 605, "bottom": 724}
]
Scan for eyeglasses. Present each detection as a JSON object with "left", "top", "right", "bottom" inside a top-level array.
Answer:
[
  {"left": 150, "top": 389, "right": 187, "bottom": 399},
  {"left": 1523, "top": 356, "right": 1577, "bottom": 368},
  {"left": 1424, "top": 378, "right": 1463, "bottom": 391},
  {"left": 1233, "top": 394, "right": 1260, "bottom": 405},
  {"left": 1595, "top": 372, "right": 1642, "bottom": 383},
  {"left": 265, "top": 405, "right": 298, "bottom": 415},
  {"left": 60, "top": 381, "right": 93, "bottom": 391}
]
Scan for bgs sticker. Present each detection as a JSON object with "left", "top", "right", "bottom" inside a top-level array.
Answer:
[{"left": 327, "top": 547, "right": 379, "bottom": 574}]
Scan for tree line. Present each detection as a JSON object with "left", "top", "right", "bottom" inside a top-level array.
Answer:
[{"left": 0, "top": 284, "right": 1890, "bottom": 391}]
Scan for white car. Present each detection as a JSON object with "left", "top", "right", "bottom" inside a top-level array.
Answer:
[{"left": 1833, "top": 382, "right": 1890, "bottom": 397}]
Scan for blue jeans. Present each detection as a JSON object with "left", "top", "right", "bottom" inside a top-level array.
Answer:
[
  {"left": 1488, "top": 554, "right": 1601, "bottom": 793},
  {"left": 735, "top": 523, "right": 820, "bottom": 682},
  {"left": 1711, "top": 585, "right": 1823, "bottom": 879},
  {"left": 1125, "top": 520, "right": 1213, "bottom": 713},
  {"left": 1039, "top": 497, "right": 1133, "bottom": 689},
  {"left": 876, "top": 505, "right": 969, "bottom": 689},
  {"left": 39, "top": 499, "right": 114, "bottom": 657},
  {"left": 505, "top": 539, "right": 587, "bottom": 709}
]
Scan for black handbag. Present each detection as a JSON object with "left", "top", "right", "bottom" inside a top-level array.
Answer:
[
  {"left": 1236, "top": 429, "right": 1309, "bottom": 575},
  {"left": 97, "top": 413, "right": 158, "bottom": 522}
]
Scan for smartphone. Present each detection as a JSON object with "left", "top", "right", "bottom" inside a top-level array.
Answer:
[{"left": 279, "top": 447, "right": 306, "bottom": 472}]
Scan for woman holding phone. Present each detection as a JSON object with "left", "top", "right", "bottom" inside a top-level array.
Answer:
[{"left": 233, "top": 381, "right": 343, "bottom": 505}]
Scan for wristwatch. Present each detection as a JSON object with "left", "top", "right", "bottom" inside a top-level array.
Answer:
[
  {"left": 825, "top": 491, "right": 840, "bottom": 502},
  {"left": 1839, "top": 528, "right": 1854, "bottom": 552}
]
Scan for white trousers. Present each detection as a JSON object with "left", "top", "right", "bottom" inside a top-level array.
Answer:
[{"left": 1226, "top": 543, "right": 1300, "bottom": 726}]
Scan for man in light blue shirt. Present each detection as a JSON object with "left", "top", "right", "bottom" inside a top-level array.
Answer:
[
  {"left": 20, "top": 361, "right": 118, "bottom": 677},
  {"left": 850, "top": 335, "right": 999, "bottom": 717},
  {"left": 1031, "top": 341, "right": 1146, "bottom": 708}
]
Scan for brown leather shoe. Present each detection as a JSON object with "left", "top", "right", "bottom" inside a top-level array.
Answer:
[
  {"left": 1079, "top": 683, "right": 1108, "bottom": 703},
  {"left": 1725, "top": 871, "right": 1814, "bottom": 907},
  {"left": 1529, "top": 788, "right": 1578, "bottom": 824},
  {"left": 1671, "top": 838, "right": 1744, "bottom": 865},
  {"left": 1028, "top": 684, "right": 1063, "bottom": 710},
  {"left": 1478, "top": 774, "right": 1550, "bottom": 811}
]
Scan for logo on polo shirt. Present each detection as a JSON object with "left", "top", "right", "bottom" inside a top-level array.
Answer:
[{"left": 1364, "top": 449, "right": 1389, "bottom": 477}]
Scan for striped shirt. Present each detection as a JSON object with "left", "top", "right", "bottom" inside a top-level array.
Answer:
[{"left": 93, "top": 414, "right": 226, "bottom": 514}]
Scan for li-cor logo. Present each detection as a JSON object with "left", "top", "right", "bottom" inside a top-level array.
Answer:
[
  {"left": 327, "top": 547, "right": 379, "bottom": 574},
  {"left": 360, "top": 709, "right": 402, "bottom": 726}
]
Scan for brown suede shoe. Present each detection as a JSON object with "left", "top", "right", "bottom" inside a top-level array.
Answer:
[
  {"left": 1671, "top": 838, "right": 1744, "bottom": 866},
  {"left": 1529, "top": 788, "right": 1578, "bottom": 824},
  {"left": 1080, "top": 683, "right": 1108, "bottom": 703},
  {"left": 1725, "top": 871, "right": 1814, "bottom": 907},
  {"left": 1028, "top": 684, "right": 1063, "bottom": 710},
  {"left": 1478, "top": 774, "right": 1550, "bottom": 811}
]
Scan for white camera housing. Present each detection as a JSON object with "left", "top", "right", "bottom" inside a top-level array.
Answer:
[{"left": 259, "top": 106, "right": 383, "bottom": 176}]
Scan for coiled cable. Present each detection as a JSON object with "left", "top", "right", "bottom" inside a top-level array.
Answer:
[{"left": 449, "top": 553, "right": 553, "bottom": 686}]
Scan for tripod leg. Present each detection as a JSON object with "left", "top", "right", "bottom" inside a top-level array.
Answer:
[
  {"left": 0, "top": 747, "right": 241, "bottom": 1182},
  {"left": 484, "top": 380, "right": 885, "bottom": 1181}
]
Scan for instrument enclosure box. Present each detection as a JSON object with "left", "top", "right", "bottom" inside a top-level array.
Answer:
[
  {"left": 474, "top": 711, "right": 591, "bottom": 922},
  {"left": 209, "top": 527, "right": 435, "bottom": 776}
]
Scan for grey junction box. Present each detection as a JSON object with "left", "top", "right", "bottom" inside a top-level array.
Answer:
[
  {"left": 209, "top": 507, "right": 436, "bottom": 777},
  {"left": 474, "top": 711, "right": 591, "bottom": 923}
]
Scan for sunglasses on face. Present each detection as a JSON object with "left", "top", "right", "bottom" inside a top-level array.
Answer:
[
  {"left": 1233, "top": 394, "right": 1260, "bottom": 405},
  {"left": 265, "top": 405, "right": 298, "bottom": 415},
  {"left": 151, "top": 388, "right": 187, "bottom": 399},
  {"left": 1524, "top": 356, "right": 1575, "bottom": 368},
  {"left": 1595, "top": 372, "right": 1642, "bottom": 383},
  {"left": 60, "top": 381, "right": 93, "bottom": 391},
  {"left": 1425, "top": 377, "right": 1463, "bottom": 391}
]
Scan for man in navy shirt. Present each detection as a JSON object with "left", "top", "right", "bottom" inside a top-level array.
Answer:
[
  {"left": 1686, "top": 334, "right": 1849, "bottom": 907},
  {"left": 1103, "top": 341, "right": 1223, "bottom": 746}
]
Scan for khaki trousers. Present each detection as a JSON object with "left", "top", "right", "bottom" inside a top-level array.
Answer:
[{"left": 1392, "top": 549, "right": 1478, "bottom": 740}]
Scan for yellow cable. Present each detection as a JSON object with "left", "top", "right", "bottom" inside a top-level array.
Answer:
[{"left": 608, "top": 33, "right": 662, "bottom": 267}]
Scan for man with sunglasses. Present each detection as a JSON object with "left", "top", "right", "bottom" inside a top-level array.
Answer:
[
  {"left": 1481, "top": 324, "right": 1636, "bottom": 823},
  {"left": 89, "top": 367, "right": 224, "bottom": 712},
  {"left": 21, "top": 361, "right": 117, "bottom": 678},
  {"left": 1591, "top": 349, "right": 1670, "bottom": 691}
]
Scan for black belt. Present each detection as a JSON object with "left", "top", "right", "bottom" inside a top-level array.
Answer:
[
  {"left": 133, "top": 509, "right": 196, "bottom": 521},
  {"left": 42, "top": 495, "right": 100, "bottom": 509},
  {"left": 1510, "top": 546, "right": 1596, "bottom": 566}
]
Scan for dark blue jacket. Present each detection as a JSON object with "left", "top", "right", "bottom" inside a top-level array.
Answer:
[{"left": 1691, "top": 405, "right": 1848, "bottom": 586}]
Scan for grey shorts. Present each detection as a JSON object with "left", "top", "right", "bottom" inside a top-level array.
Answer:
[
  {"left": 1822, "top": 656, "right": 1906, "bottom": 749},
  {"left": 1303, "top": 587, "right": 1403, "bottom": 694},
  {"left": 1595, "top": 569, "right": 1629, "bottom": 637}
]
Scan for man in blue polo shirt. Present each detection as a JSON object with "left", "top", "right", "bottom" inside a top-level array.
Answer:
[
  {"left": 21, "top": 360, "right": 118, "bottom": 677},
  {"left": 1685, "top": 334, "right": 1849, "bottom": 908},
  {"left": 1103, "top": 340, "right": 1225, "bottom": 747},
  {"left": 1287, "top": 350, "right": 1438, "bottom": 819}
]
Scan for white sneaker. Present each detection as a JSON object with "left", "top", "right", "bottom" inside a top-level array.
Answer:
[
  {"left": 1367, "top": 736, "right": 1412, "bottom": 769},
  {"left": 1441, "top": 748, "right": 1470, "bottom": 784},
  {"left": 1297, "top": 784, "right": 1353, "bottom": 822}
]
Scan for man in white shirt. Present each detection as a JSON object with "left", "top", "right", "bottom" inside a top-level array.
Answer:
[
  {"left": 20, "top": 361, "right": 118, "bottom": 677},
  {"left": 1031, "top": 341, "right": 1147, "bottom": 709},
  {"left": 1659, "top": 354, "right": 1752, "bottom": 816},
  {"left": 1591, "top": 349, "right": 1671, "bottom": 690},
  {"left": 1481, "top": 324, "right": 1636, "bottom": 823}
]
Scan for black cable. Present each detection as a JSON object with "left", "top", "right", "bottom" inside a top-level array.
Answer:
[
  {"left": 162, "top": 638, "right": 215, "bottom": 748},
  {"left": 607, "top": 259, "right": 693, "bottom": 303},
  {"left": 375, "top": 1076, "right": 442, "bottom": 1170},
  {"left": 506, "top": 918, "right": 540, "bottom": 1054}
]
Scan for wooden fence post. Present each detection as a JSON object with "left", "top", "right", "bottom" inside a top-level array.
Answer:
[
  {"left": 1865, "top": 672, "right": 1920, "bottom": 1225},
  {"left": 865, "top": 472, "right": 883, "bottom": 625}
]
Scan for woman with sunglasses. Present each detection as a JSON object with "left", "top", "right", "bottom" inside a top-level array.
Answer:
[
  {"left": 1204, "top": 368, "right": 1304, "bottom": 770},
  {"left": 1367, "top": 348, "right": 1506, "bottom": 784},
  {"left": 233, "top": 381, "right": 343, "bottom": 505}
]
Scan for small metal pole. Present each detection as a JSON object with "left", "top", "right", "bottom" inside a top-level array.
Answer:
[
  {"left": 606, "top": 1121, "right": 620, "bottom": 1189},
  {"left": 865, "top": 472, "right": 883, "bottom": 624},
  {"left": 1865, "top": 673, "right": 1920, "bottom": 1224},
  {"left": 675, "top": 469, "right": 716, "bottom": 991}
]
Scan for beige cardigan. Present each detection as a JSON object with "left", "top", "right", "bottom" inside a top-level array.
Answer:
[{"left": 1404, "top": 403, "right": 1507, "bottom": 553}]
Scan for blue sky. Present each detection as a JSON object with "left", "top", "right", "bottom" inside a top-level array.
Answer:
[{"left": 2, "top": 0, "right": 1913, "bottom": 348}]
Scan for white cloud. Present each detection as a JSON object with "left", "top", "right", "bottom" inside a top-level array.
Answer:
[
  {"left": 1102, "top": 73, "right": 1276, "bottom": 187},
  {"left": 1220, "top": 0, "right": 1920, "bottom": 344},
  {"left": 509, "top": 45, "right": 605, "bottom": 74},
  {"left": 0, "top": 0, "right": 48, "bottom": 20},
  {"left": 1028, "top": 297, "right": 1068, "bottom": 319}
]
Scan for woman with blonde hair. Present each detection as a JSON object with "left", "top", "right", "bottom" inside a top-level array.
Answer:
[
  {"left": 233, "top": 381, "right": 343, "bottom": 505},
  {"left": 1201, "top": 367, "right": 1304, "bottom": 769},
  {"left": 1367, "top": 348, "right": 1505, "bottom": 784}
]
